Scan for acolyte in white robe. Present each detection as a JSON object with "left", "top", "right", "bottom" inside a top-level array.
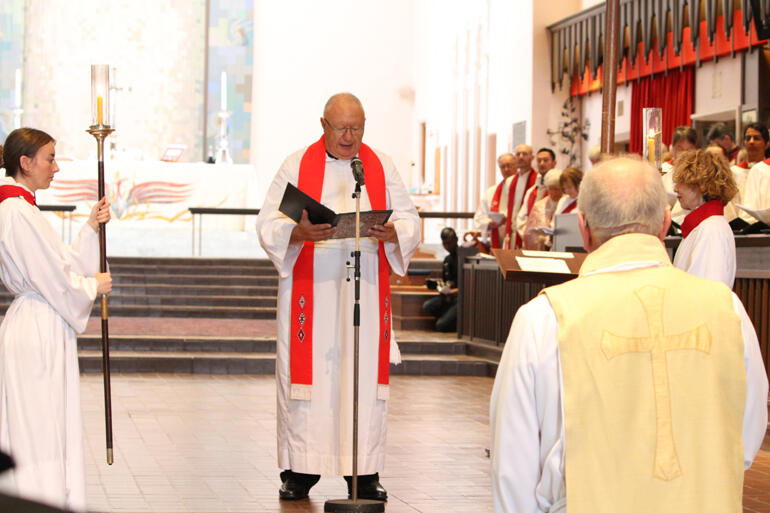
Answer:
[
  {"left": 673, "top": 215, "right": 736, "bottom": 288},
  {"left": 489, "top": 260, "right": 768, "bottom": 513},
  {"left": 0, "top": 178, "right": 99, "bottom": 512},
  {"left": 256, "top": 146, "right": 420, "bottom": 476}
]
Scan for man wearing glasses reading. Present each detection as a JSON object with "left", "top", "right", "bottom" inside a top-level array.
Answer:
[{"left": 256, "top": 93, "right": 420, "bottom": 502}]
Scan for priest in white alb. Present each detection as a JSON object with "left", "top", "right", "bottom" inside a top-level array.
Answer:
[
  {"left": 738, "top": 122, "right": 770, "bottom": 223},
  {"left": 473, "top": 152, "right": 516, "bottom": 248},
  {"left": 490, "top": 157, "right": 768, "bottom": 513},
  {"left": 256, "top": 93, "right": 420, "bottom": 502}
]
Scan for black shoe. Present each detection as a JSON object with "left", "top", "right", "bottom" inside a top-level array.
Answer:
[
  {"left": 344, "top": 473, "right": 388, "bottom": 502},
  {"left": 279, "top": 470, "right": 320, "bottom": 500}
]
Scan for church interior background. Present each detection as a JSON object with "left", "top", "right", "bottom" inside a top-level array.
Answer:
[{"left": 0, "top": 0, "right": 768, "bottom": 512}]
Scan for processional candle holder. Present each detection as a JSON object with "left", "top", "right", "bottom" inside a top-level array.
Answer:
[
  {"left": 642, "top": 107, "right": 662, "bottom": 171},
  {"left": 86, "top": 63, "right": 115, "bottom": 465}
]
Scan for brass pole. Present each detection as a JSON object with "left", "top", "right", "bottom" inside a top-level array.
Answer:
[
  {"left": 87, "top": 125, "right": 115, "bottom": 465},
  {"left": 600, "top": 0, "right": 621, "bottom": 155}
]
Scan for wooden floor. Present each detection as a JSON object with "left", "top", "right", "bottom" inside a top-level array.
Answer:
[{"left": 79, "top": 374, "right": 770, "bottom": 513}]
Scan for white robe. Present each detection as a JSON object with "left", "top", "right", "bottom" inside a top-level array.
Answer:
[
  {"left": 489, "top": 260, "right": 768, "bottom": 513},
  {"left": 742, "top": 160, "right": 770, "bottom": 221},
  {"left": 0, "top": 178, "right": 99, "bottom": 511},
  {"left": 256, "top": 146, "right": 420, "bottom": 476},
  {"left": 673, "top": 215, "right": 736, "bottom": 288}
]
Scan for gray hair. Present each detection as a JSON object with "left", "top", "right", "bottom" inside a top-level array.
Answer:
[
  {"left": 323, "top": 92, "right": 364, "bottom": 117},
  {"left": 543, "top": 168, "right": 562, "bottom": 187},
  {"left": 577, "top": 156, "right": 667, "bottom": 245}
]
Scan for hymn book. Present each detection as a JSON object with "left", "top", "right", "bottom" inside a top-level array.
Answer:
[{"left": 279, "top": 183, "right": 392, "bottom": 240}]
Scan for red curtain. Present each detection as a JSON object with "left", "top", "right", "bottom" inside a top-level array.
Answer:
[{"left": 629, "top": 67, "right": 694, "bottom": 154}]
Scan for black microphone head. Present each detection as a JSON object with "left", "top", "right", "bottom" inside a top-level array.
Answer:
[{"left": 351, "top": 157, "right": 365, "bottom": 186}]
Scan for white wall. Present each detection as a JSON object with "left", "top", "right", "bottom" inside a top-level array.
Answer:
[
  {"left": 693, "top": 55, "right": 743, "bottom": 117},
  {"left": 250, "top": 0, "right": 415, "bottom": 199}
]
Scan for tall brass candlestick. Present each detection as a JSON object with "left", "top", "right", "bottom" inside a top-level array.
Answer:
[{"left": 88, "top": 64, "right": 115, "bottom": 465}]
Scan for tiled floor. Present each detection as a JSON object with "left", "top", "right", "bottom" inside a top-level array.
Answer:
[
  {"left": 81, "top": 375, "right": 493, "bottom": 513},
  {"left": 79, "top": 373, "right": 770, "bottom": 513}
]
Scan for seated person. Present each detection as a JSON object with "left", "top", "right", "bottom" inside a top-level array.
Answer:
[
  {"left": 554, "top": 166, "right": 582, "bottom": 214},
  {"left": 522, "top": 169, "right": 562, "bottom": 250},
  {"left": 422, "top": 227, "right": 458, "bottom": 332}
]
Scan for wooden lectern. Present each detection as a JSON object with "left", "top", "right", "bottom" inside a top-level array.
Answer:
[{"left": 491, "top": 248, "right": 586, "bottom": 286}]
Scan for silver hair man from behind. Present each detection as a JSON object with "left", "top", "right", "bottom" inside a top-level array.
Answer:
[{"left": 577, "top": 156, "right": 670, "bottom": 250}]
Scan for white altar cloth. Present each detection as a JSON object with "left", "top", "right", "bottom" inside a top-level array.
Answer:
[{"left": 33, "top": 160, "right": 264, "bottom": 256}]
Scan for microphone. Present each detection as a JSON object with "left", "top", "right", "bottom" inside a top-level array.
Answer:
[{"left": 351, "top": 157, "right": 365, "bottom": 187}]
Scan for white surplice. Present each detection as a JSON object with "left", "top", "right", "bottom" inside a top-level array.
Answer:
[
  {"left": 673, "top": 215, "right": 736, "bottom": 288},
  {"left": 256, "top": 146, "right": 420, "bottom": 476},
  {"left": 489, "top": 259, "right": 768, "bottom": 513},
  {"left": 0, "top": 178, "right": 99, "bottom": 512},
  {"left": 742, "top": 160, "right": 770, "bottom": 221}
]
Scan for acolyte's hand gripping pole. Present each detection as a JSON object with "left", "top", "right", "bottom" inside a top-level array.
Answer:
[
  {"left": 86, "top": 124, "right": 114, "bottom": 465},
  {"left": 324, "top": 182, "right": 384, "bottom": 513}
]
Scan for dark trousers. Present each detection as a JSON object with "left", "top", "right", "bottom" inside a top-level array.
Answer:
[{"left": 422, "top": 295, "right": 457, "bottom": 332}]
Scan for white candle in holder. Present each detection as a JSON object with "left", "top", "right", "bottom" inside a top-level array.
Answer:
[
  {"left": 91, "top": 65, "right": 110, "bottom": 126},
  {"left": 14, "top": 68, "right": 21, "bottom": 109},
  {"left": 221, "top": 71, "right": 227, "bottom": 111}
]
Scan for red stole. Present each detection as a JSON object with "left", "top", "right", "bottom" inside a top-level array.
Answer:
[
  {"left": 736, "top": 161, "right": 749, "bottom": 170},
  {"left": 680, "top": 200, "right": 724, "bottom": 239},
  {"left": 490, "top": 171, "right": 536, "bottom": 249},
  {"left": 561, "top": 198, "right": 577, "bottom": 214},
  {"left": 489, "top": 180, "right": 507, "bottom": 249},
  {"left": 290, "top": 135, "right": 392, "bottom": 401},
  {"left": 526, "top": 184, "right": 546, "bottom": 215},
  {"left": 0, "top": 185, "right": 36, "bottom": 207}
]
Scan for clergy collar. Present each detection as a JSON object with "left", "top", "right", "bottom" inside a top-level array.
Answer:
[
  {"left": 579, "top": 233, "right": 670, "bottom": 275},
  {"left": 326, "top": 150, "right": 338, "bottom": 160}
]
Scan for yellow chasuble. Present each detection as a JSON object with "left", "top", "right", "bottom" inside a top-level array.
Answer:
[{"left": 542, "top": 233, "right": 746, "bottom": 513}]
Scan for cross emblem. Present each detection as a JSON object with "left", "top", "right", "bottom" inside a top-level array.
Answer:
[{"left": 600, "top": 285, "right": 711, "bottom": 481}]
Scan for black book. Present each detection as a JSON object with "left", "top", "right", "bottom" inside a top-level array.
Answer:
[{"left": 278, "top": 183, "right": 392, "bottom": 240}]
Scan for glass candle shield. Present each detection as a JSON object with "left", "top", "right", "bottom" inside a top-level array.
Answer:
[
  {"left": 91, "top": 65, "right": 110, "bottom": 126},
  {"left": 642, "top": 107, "right": 662, "bottom": 170}
]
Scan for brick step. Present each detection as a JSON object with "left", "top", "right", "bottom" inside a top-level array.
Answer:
[
  {"left": 106, "top": 257, "right": 275, "bottom": 267},
  {"left": 89, "top": 304, "right": 276, "bottom": 319},
  {"left": 111, "top": 273, "right": 279, "bottom": 287},
  {"left": 78, "top": 350, "right": 496, "bottom": 376},
  {"left": 105, "top": 264, "right": 278, "bottom": 276},
  {"left": 93, "top": 294, "right": 277, "bottom": 308},
  {"left": 76, "top": 336, "right": 467, "bottom": 355}
]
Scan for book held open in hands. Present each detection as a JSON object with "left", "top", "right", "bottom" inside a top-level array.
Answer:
[{"left": 279, "top": 183, "right": 392, "bottom": 240}]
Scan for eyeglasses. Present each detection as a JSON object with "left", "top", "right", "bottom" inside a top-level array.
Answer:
[{"left": 323, "top": 118, "right": 364, "bottom": 136}]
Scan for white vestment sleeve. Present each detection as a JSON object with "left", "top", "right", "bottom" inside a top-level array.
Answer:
[
  {"left": 255, "top": 155, "right": 304, "bottom": 278},
  {"left": 490, "top": 295, "right": 565, "bottom": 513},
  {"left": 380, "top": 156, "right": 420, "bottom": 276},
  {"left": 0, "top": 203, "right": 97, "bottom": 333},
  {"left": 66, "top": 223, "right": 101, "bottom": 277},
  {"left": 732, "top": 293, "right": 769, "bottom": 469},
  {"left": 474, "top": 190, "right": 493, "bottom": 232}
]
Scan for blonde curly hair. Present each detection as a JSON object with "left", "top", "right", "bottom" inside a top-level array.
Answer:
[{"left": 672, "top": 149, "right": 738, "bottom": 203}]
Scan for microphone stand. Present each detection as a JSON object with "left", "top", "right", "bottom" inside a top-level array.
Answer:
[{"left": 325, "top": 181, "right": 384, "bottom": 513}]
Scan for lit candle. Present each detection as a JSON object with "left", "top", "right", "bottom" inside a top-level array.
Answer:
[
  {"left": 14, "top": 68, "right": 21, "bottom": 109},
  {"left": 91, "top": 65, "right": 110, "bottom": 127},
  {"left": 647, "top": 129, "right": 656, "bottom": 164},
  {"left": 220, "top": 71, "right": 227, "bottom": 111}
]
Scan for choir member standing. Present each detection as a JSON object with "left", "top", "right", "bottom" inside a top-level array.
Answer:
[
  {"left": 473, "top": 153, "right": 516, "bottom": 248},
  {"left": 0, "top": 128, "right": 112, "bottom": 511},
  {"left": 738, "top": 122, "right": 770, "bottom": 221},
  {"left": 673, "top": 150, "right": 738, "bottom": 287},
  {"left": 256, "top": 93, "right": 420, "bottom": 501}
]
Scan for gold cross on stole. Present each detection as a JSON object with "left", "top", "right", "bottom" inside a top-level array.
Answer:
[{"left": 600, "top": 285, "right": 711, "bottom": 481}]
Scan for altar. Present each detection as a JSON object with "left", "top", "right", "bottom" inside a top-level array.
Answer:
[{"left": 34, "top": 160, "right": 266, "bottom": 256}]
